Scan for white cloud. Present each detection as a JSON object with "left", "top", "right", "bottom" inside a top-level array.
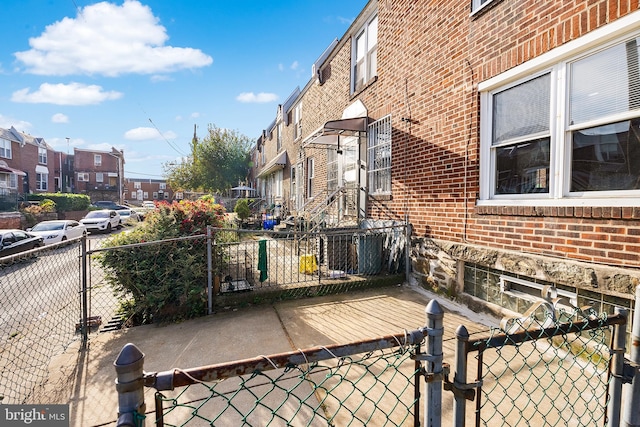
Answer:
[
  {"left": 124, "top": 126, "right": 177, "bottom": 141},
  {"left": 12, "top": 82, "right": 122, "bottom": 105},
  {"left": 51, "top": 113, "right": 69, "bottom": 123},
  {"left": 14, "top": 0, "right": 213, "bottom": 77},
  {"left": 150, "top": 75, "right": 173, "bottom": 83},
  {"left": 87, "top": 142, "right": 125, "bottom": 152},
  {"left": 190, "top": 112, "right": 200, "bottom": 119},
  {"left": 236, "top": 92, "right": 278, "bottom": 104},
  {"left": 0, "top": 115, "right": 32, "bottom": 131},
  {"left": 47, "top": 137, "right": 86, "bottom": 150},
  {"left": 290, "top": 61, "right": 299, "bottom": 71}
]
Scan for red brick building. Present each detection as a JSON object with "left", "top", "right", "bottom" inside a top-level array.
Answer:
[
  {"left": 254, "top": 0, "right": 640, "bottom": 318},
  {"left": 74, "top": 148, "right": 125, "bottom": 203},
  {"left": 124, "top": 178, "right": 174, "bottom": 205}
]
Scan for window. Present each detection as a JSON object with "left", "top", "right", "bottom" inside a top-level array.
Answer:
[
  {"left": 293, "top": 102, "right": 302, "bottom": 140},
  {"left": 38, "top": 147, "right": 47, "bottom": 164},
  {"left": 153, "top": 192, "right": 158, "bottom": 199},
  {"left": 143, "top": 192, "right": 149, "bottom": 199},
  {"left": 164, "top": 192, "right": 169, "bottom": 199},
  {"left": 134, "top": 182, "right": 141, "bottom": 189},
  {"left": 36, "top": 173, "right": 48, "bottom": 191},
  {"left": 368, "top": 115, "right": 392, "bottom": 195},
  {"left": 277, "top": 122, "right": 283, "bottom": 152},
  {"left": 159, "top": 183, "right": 166, "bottom": 190},
  {"left": 94, "top": 154, "right": 102, "bottom": 166},
  {"left": 480, "top": 31, "right": 640, "bottom": 205},
  {"left": 176, "top": 192, "right": 184, "bottom": 200},
  {"left": 77, "top": 172, "right": 89, "bottom": 182},
  {"left": 307, "top": 157, "right": 315, "bottom": 198},
  {"left": 96, "top": 172, "right": 104, "bottom": 183},
  {"left": 0, "top": 139, "right": 11, "bottom": 159},
  {"left": 471, "top": 0, "right": 496, "bottom": 15},
  {"left": 352, "top": 13, "right": 377, "bottom": 93},
  {"left": 0, "top": 173, "right": 17, "bottom": 189},
  {"left": 131, "top": 192, "right": 137, "bottom": 200}
]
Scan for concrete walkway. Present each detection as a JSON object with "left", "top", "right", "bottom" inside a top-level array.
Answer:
[{"left": 44, "top": 285, "right": 499, "bottom": 426}]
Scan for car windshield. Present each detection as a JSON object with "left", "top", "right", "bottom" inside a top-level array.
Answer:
[
  {"left": 85, "top": 211, "right": 109, "bottom": 219},
  {"left": 31, "top": 222, "right": 64, "bottom": 231}
]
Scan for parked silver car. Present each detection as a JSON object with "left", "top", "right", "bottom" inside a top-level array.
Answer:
[{"left": 80, "top": 209, "right": 121, "bottom": 233}]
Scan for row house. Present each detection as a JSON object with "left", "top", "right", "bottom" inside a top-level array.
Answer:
[
  {"left": 74, "top": 148, "right": 125, "bottom": 204},
  {"left": 0, "top": 126, "right": 58, "bottom": 196},
  {"left": 123, "top": 178, "right": 174, "bottom": 204},
  {"left": 253, "top": 0, "right": 640, "bottom": 321}
]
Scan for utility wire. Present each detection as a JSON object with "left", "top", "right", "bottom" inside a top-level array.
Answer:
[{"left": 148, "top": 117, "right": 188, "bottom": 157}]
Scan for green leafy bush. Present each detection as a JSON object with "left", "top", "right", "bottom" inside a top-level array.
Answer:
[
  {"left": 99, "top": 199, "right": 231, "bottom": 324},
  {"left": 234, "top": 198, "right": 251, "bottom": 221},
  {"left": 27, "top": 193, "right": 90, "bottom": 212}
]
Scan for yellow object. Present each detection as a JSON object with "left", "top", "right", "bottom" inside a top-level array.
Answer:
[{"left": 299, "top": 254, "right": 318, "bottom": 274}]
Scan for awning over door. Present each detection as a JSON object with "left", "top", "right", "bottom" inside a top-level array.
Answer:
[
  {"left": 304, "top": 117, "right": 369, "bottom": 147},
  {"left": 257, "top": 151, "right": 287, "bottom": 177},
  {"left": 0, "top": 161, "right": 26, "bottom": 176}
]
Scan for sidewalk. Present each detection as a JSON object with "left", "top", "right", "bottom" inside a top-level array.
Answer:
[{"left": 45, "top": 284, "right": 499, "bottom": 426}]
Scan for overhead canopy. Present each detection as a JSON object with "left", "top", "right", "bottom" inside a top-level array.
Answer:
[
  {"left": 231, "top": 185, "right": 256, "bottom": 191},
  {"left": 257, "top": 151, "right": 287, "bottom": 177},
  {"left": 304, "top": 117, "right": 369, "bottom": 147},
  {"left": 0, "top": 161, "right": 26, "bottom": 176}
]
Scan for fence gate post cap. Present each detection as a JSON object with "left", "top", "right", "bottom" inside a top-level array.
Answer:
[
  {"left": 425, "top": 299, "right": 444, "bottom": 319},
  {"left": 114, "top": 343, "right": 145, "bottom": 374}
]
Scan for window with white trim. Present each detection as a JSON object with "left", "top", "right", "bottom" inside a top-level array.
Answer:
[
  {"left": 96, "top": 172, "right": 104, "bottom": 183},
  {"left": 94, "top": 154, "right": 102, "bottom": 166},
  {"left": 143, "top": 192, "right": 149, "bottom": 199},
  {"left": 368, "top": 115, "right": 392, "bottom": 195},
  {"left": 480, "top": 33, "right": 640, "bottom": 204},
  {"left": 36, "top": 173, "right": 48, "bottom": 191},
  {"left": 38, "top": 147, "right": 47, "bottom": 164},
  {"left": 131, "top": 192, "right": 137, "bottom": 200},
  {"left": 0, "top": 139, "right": 11, "bottom": 159},
  {"left": 159, "top": 183, "right": 166, "bottom": 189},
  {"left": 153, "top": 192, "right": 158, "bottom": 199},
  {"left": 277, "top": 122, "right": 283, "bottom": 152},
  {"left": 293, "top": 102, "right": 302, "bottom": 140},
  {"left": 352, "top": 13, "right": 377, "bottom": 93},
  {"left": 77, "top": 172, "right": 89, "bottom": 182},
  {"left": 164, "top": 192, "right": 169, "bottom": 199},
  {"left": 471, "top": 0, "right": 497, "bottom": 15},
  {"left": 0, "top": 173, "right": 17, "bottom": 189},
  {"left": 134, "top": 181, "right": 141, "bottom": 189},
  {"left": 307, "top": 157, "right": 315, "bottom": 198}
]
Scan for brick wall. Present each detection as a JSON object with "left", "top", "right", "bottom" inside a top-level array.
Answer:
[{"left": 364, "top": 0, "right": 640, "bottom": 272}]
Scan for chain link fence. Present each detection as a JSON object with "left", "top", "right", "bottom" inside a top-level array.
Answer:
[
  {"left": 463, "top": 305, "right": 627, "bottom": 426},
  {"left": 119, "top": 328, "right": 427, "bottom": 426},
  {"left": 0, "top": 240, "right": 82, "bottom": 404}
]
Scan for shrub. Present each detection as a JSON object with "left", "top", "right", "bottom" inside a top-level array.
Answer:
[
  {"left": 99, "top": 200, "right": 232, "bottom": 324},
  {"left": 234, "top": 198, "right": 251, "bottom": 221},
  {"left": 27, "top": 193, "right": 90, "bottom": 212}
]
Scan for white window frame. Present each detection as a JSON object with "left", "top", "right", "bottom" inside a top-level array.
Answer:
[
  {"left": 77, "top": 172, "right": 89, "bottom": 182},
  {"left": 471, "top": 0, "right": 497, "bottom": 16},
  {"left": 0, "top": 139, "right": 11, "bottom": 159},
  {"left": 159, "top": 183, "right": 166, "bottom": 190},
  {"left": 164, "top": 192, "right": 170, "bottom": 199},
  {"left": 367, "top": 115, "right": 392, "bottom": 195},
  {"left": 131, "top": 192, "right": 137, "bottom": 200},
  {"left": 38, "top": 147, "right": 47, "bottom": 164},
  {"left": 153, "top": 192, "right": 158, "bottom": 199},
  {"left": 36, "top": 173, "right": 48, "bottom": 191},
  {"left": 94, "top": 154, "right": 102, "bottom": 166},
  {"left": 479, "top": 14, "right": 640, "bottom": 207},
  {"left": 293, "top": 102, "right": 303, "bottom": 141},
  {"left": 307, "top": 157, "right": 315, "bottom": 198},
  {"left": 96, "top": 172, "right": 104, "bottom": 183},
  {"left": 351, "top": 13, "right": 378, "bottom": 93},
  {"left": 134, "top": 181, "right": 141, "bottom": 189},
  {"left": 143, "top": 191, "right": 149, "bottom": 199},
  {"left": 277, "top": 122, "right": 283, "bottom": 152}
]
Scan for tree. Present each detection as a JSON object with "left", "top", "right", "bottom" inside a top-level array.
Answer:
[{"left": 164, "top": 124, "right": 252, "bottom": 193}]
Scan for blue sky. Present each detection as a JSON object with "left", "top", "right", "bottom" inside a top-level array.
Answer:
[{"left": 0, "top": 0, "right": 367, "bottom": 179}]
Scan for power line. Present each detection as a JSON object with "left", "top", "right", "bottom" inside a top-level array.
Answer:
[
  {"left": 125, "top": 170, "right": 166, "bottom": 178},
  {"left": 148, "top": 117, "right": 188, "bottom": 156}
]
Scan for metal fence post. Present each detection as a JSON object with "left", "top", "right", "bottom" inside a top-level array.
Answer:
[
  {"left": 453, "top": 325, "right": 469, "bottom": 427},
  {"left": 207, "top": 225, "right": 213, "bottom": 315},
  {"left": 81, "top": 234, "right": 88, "bottom": 348},
  {"left": 624, "top": 285, "right": 640, "bottom": 427},
  {"left": 609, "top": 307, "right": 627, "bottom": 427},
  {"left": 114, "top": 343, "right": 146, "bottom": 427},
  {"left": 424, "top": 299, "right": 444, "bottom": 427}
]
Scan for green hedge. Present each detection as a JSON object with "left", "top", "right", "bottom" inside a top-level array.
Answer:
[{"left": 27, "top": 193, "right": 91, "bottom": 212}]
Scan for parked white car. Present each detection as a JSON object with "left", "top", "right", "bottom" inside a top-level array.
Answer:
[
  {"left": 116, "top": 208, "right": 140, "bottom": 224},
  {"left": 27, "top": 220, "right": 87, "bottom": 244},
  {"left": 80, "top": 210, "right": 121, "bottom": 233}
]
